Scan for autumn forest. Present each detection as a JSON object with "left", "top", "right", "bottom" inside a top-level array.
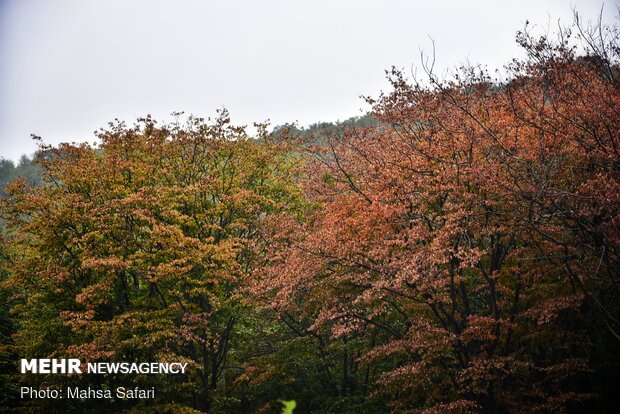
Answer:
[{"left": 1, "top": 17, "right": 619, "bottom": 414}]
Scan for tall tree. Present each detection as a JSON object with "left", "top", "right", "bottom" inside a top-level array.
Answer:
[
  {"left": 1, "top": 112, "right": 306, "bottom": 413},
  {"left": 253, "top": 20, "right": 620, "bottom": 413}
]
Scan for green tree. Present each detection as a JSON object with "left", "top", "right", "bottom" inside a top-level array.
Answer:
[{"left": 1, "top": 112, "right": 306, "bottom": 413}]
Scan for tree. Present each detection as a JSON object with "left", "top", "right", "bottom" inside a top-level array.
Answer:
[
  {"left": 1, "top": 112, "right": 306, "bottom": 413},
  {"left": 253, "top": 18, "right": 620, "bottom": 413}
]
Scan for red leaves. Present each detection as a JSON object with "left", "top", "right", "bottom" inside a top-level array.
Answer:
[{"left": 253, "top": 20, "right": 620, "bottom": 413}]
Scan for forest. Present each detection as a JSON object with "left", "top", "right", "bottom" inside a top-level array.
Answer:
[{"left": 0, "top": 18, "right": 619, "bottom": 414}]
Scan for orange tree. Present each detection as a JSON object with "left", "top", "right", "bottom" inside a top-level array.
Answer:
[
  {"left": 252, "top": 22, "right": 620, "bottom": 413},
  {"left": 1, "top": 112, "right": 306, "bottom": 413}
]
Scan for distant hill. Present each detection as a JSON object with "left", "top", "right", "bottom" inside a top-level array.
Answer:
[
  {"left": 271, "top": 113, "right": 379, "bottom": 143},
  {"left": 0, "top": 114, "right": 380, "bottom": 196},
  {"left": 0, "top": 155, "right": 43, "bottom": 197}
]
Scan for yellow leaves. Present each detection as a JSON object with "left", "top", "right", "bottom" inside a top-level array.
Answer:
[
  {"left": 0, "top": 117, "right": 307, "bottom": 410},
  {"left": 102, "top": 310, "right": 179, "bottom": 350},
  {"left": 2, "top": 176, "right": 30, "bottom": 197}
]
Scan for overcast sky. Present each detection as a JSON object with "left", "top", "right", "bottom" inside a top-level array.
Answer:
[{"left": 0, "top": 0, "right": 614, "bottom": 161}]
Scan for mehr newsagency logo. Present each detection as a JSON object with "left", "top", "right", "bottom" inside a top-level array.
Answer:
[
  {"left": 20, "top": 358, "right": 188, "bottom": 374},
  {"left": 19, "top": 358, "right": 189, "bottom": 400}
]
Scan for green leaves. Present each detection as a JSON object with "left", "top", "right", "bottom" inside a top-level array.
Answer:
[
  {"left": 1, "top": 115, "right": 308, "bottom": 412},
  {"left": 278, "top": 399, "right": 297, "bottom": 414}
]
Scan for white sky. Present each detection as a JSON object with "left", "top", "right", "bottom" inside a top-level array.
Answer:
[{"left": 0, "top": 0, "right": 614, "bottom": 161}]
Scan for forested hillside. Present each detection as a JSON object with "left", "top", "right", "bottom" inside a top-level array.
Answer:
[
  {"left": 0, "top": 116, "right": 377, "bottom": 197},
  {"left": 271, "top": 114, "right": 379, "bottom": 143},
  {"left": 0, "top": 156, "right": 42, "bottom": 197},
  {"left": 0, "top": 19, "right": 619, "bottom": 414}
]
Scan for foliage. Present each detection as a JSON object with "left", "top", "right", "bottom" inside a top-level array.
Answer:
[
  {"left": 1, "top": 14, "right": 620, "bottom": 414},
  {"left": 0, "top": 155, "right": 43, "bottom": 197},
  {"left": 271, "top": 114, "right": 379, "bottom": 145},
  {"left": 0, "top": 112, "right": 307, "bottom": 413},
  {"left": 252, "top": 18, "right": 620, "bottom": 414},
  {"left": 279, "top": 399, "right": 296, "bottom": 414}
]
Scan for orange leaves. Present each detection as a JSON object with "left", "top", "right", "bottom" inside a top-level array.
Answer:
[
  {"left": 525, "top": 293, "right": 586, "bottom": 326},
  {"left": 80, "top": 256, "right": 129, "bottom": 271},
  {"left": 250, "top": 20, "right": 620, "bottom": 413},
  {"left": 75, "top": 279, "right": 114, "bottom": 308},
  {"left": 0, "top": 17, "right": 618, "bottom": 412},
  {"left": 59, "top": 310, "right": 95, "bottom": 331},
  {"left": 459, "top": 316, "right": 516, "bottom": 345}
]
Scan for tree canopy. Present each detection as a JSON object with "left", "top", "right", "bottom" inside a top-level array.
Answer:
[{"left": 1, "top": 16, "right": 620, "bottom": 414}]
